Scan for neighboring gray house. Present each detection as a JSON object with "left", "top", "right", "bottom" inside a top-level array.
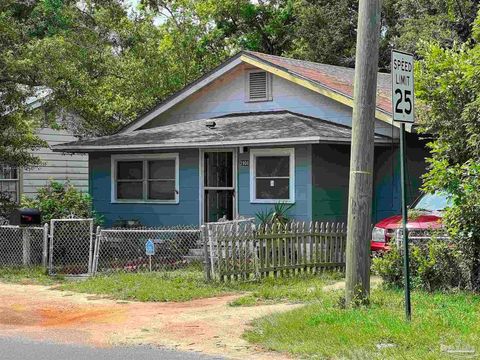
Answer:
[{"left": 0, "top": 96, "right": 88, "bottom": 202}]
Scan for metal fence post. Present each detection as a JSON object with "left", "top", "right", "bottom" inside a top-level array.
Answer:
[
  {"left": 87, "top": 221, "right": 95, "bottom": 275},
  {"left": 22, "top": 227, "right": 31, "bottom": 266},
  {"left": 42, "top": 223, "right": 49, "bottom": 269},
  {"left": 202, "top": 225, "right": 211, "bottom": 281},
  {"left": 48, "top": 220, "right": 54, "bottom": 275},
  {"left": 93, "top": 226, "right": 101, "bottom": 275}
]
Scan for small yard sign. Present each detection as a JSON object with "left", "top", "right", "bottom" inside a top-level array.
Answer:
[
  {"left": 145, "top": 239, "right": 155, "bottom": 256},
  {"left": 392, "top": 50, "right": 414, "bottom": 123}
]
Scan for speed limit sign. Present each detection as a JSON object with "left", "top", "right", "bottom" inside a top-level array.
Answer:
[{"left": 392, "top": 50, "right": 414, "bottom": 123}]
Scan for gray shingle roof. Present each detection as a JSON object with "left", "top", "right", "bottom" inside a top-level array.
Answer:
[{"left": 53, "top": 111, "right": 392, "bottom": 152}]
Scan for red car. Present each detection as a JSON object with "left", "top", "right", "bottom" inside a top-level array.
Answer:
[{"left": 371, "top": 192, "right": 451, "bottom": 252}]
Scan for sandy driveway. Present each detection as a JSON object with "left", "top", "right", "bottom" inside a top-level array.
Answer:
[{"left": 0, "top": 282, "right": 298, "bottom": 360}]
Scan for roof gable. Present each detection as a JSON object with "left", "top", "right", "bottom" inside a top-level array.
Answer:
[{"left": 122, "top": 51, "right": 395, "bottom": 133}]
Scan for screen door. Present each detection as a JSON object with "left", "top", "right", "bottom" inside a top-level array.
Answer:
[{"left": 203, "top": 151, "right": 234, "bottom": 222}]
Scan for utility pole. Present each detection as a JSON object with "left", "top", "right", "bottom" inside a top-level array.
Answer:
[{"left": 345, "top": 0, "right": 382, "bottom": 306}]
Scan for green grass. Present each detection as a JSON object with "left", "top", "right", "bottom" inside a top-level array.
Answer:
[
  {"left": 0, "top": 263, "right": 343, "bottom": 303},
  {"left": 60, "top": 269, "right": 229, "bottom": 302},
  {"left": 244, "top": 288, "right": 480, "bottom": 359},
  {"left": 0, "top": 266, "right": 64, "bottom": 285},
  {"left": 60, "top": 268, "right": 342, "bottom": 303},
  {"left": 228, "top": 272, "right": 343, "bottom": 306}
]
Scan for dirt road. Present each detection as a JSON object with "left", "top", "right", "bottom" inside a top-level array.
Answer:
[{"left": 0, "top": 283, "right": 297, "bottom": 360}]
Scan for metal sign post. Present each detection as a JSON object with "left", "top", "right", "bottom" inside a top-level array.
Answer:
[
  {"left": 392, "top": 49, "right": 414, "bottom": 321},
  {"left": 145, "top": 239, "right": 155, "bottom": 272}
]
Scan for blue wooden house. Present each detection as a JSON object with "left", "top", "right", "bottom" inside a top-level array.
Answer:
[{"left": 54, "top": 51, "right": 428, "bottom": 227}]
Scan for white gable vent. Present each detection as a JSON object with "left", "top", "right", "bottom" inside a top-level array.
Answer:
[{"left": 246, "top": 70, "right": 271, "bottom": 102}]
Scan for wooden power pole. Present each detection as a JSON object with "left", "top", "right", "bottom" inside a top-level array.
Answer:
[{"left": 345, "top": 0, "right": 382, "bottom": 306}]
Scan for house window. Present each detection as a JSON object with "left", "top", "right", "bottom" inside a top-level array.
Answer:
[
  {"left": 250, "top": 148, "right": 295, "bottom": 203},
  {"left": 0, "top": 164, "right": 19, "bottom": 203},
  {"left": 246, "top": 70, "right": 272, "bottom": 102},
  {"left": 112, "top": 154, "right": 179, "bottom": 203}
]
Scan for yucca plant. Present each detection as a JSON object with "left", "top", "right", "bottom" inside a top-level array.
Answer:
[{"left": 255, "top": 202, "right": 294, "bottom": 226}]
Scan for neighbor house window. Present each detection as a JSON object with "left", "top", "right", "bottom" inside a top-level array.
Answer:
[
  {"left": 250, "top": 148, "right": 295, "bottom": 203},
  {"left": 245, "top": 70, "right": 272, "bottom": 102},
  {"left": 0, "top": 164, "right": 19, "bottom": 203},
  {"left": 112, "top": 154, "right": 179, "bottom": 203}
]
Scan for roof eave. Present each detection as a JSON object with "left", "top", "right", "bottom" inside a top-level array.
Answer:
[{"left": 52, "top": 136, "right": 393, "bottom": 153}]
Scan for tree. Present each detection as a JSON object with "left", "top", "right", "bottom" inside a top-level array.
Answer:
[
  {"left": 213, "top": 0, "right": 296, "bottom": 55},
  {"left": 0, "top": 1, "right": 47, "bottom": 168},
  {"left": 288, "top": 0, "right": 358, "bottom": 67},
  {"left": 289, "top": 0, "right": 479, "bottom": 70},
  {"left": 416, "top": 11, "right": 480, "bottom": 290},
  {"left": 2, "top": 0, "right": 235, "bottom": 137}
]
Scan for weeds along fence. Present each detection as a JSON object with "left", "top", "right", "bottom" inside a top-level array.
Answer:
[
  {"left": 204, "top": 220, "right": 347, "bottom": 282},
  {"left": 0, "top": 225, "right": 48, "bottom": 267},
  {"left": 92, "top": 226, "right": 201, "bottom": 274}
]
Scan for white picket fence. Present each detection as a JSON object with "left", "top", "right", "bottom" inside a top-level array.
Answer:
[{"left": 203, "top": 220, "right": 347, "bottom": 281}]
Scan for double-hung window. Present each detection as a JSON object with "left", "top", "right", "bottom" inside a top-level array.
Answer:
[
  {"left": 112, "top": 154, "right": 179, "bottom": 203},
  {"left": 0, "top": 164, "right": 20, "bottom": 203},
  {"left": 250, "top": 148, "right": 295, "bottom": 203}
]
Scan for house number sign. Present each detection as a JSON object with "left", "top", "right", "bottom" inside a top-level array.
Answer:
[{"left": 240, "top": 160, "right": 249, "bottom": 166}]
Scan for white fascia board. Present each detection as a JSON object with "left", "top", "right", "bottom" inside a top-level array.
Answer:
[
  {"left": 121, "top": 57, "right": 244, "bottom": 133},
  {"left": 52, "top": 136, "right": 393, "bottom": 153}
]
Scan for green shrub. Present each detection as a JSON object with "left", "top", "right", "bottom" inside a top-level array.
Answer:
[
  {"left": 372, "top": 240, "right": 469, "bottom": 291},
  {"left": 21, "top": 180, "right": 103, "bottom": 224},
  {"left": 371, "top": 245, "right": 404, "bottom": 288}
]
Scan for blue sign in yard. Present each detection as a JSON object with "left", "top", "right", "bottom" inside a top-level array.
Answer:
[{"left": 145, "top": 240, "right": 155, "bottom": 256}]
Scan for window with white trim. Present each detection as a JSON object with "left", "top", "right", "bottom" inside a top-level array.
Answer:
[
  {"left": 250, "top": 148, "right": 295, "bottom": 203},
  {"left": 112, "top": 154, "right": 179, "bottom": 203},
  {"left": 246, "top": 70, "right": 272, "bottom": 102},
  {"left": 0, "top": 164, "right": 19, "bottom": 203}
]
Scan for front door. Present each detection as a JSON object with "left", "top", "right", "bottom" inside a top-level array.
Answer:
[{"left": 203, "top": 151, "right": 235, "bottom": 222}]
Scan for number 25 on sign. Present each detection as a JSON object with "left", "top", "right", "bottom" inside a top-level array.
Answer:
[{"left": 392, "top": 50, "right": 414, "bottom": 123}]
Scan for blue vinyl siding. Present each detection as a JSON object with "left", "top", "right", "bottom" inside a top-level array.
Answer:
[
  {"left": 88, "top": 136, "right": 426, "bottom": 227},
  {"left": 372, "top": 134, "right": 428, "bottom": 223},
  {"left": 312, "top": 144, "right": 350, "bottom": 222},
  {"left": 89, "top": 149, "right": 200, "bottom": 227},
  {"left": 238, "top": 145, "right": 312, "bottom": 222}
]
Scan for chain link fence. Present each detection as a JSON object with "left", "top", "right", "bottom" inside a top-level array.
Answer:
[
  {"left": 395, "top": 227, "right": 450, "bottom": 248},
  {"left": 48, "top": 219, "right": 94, "bottom": 276},
  {"left": 0, "top": 225, "right": 48, "bottom": 267},
  {"left": 92, "top": 226, "right": 202, "bottom": 274}
]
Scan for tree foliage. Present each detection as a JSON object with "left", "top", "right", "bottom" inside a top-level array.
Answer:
[
  {"left": 416, "top": 11, "right": 480, "bottom": 290},
  {"left": 3, "top": 0, "right": 479, "bottom": 143},
  {"left": 0, "top": 1, "right": 48, "bottom": 167},
  {"left": 290, "top": 0, "right": 479, "bottom": 70}
]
